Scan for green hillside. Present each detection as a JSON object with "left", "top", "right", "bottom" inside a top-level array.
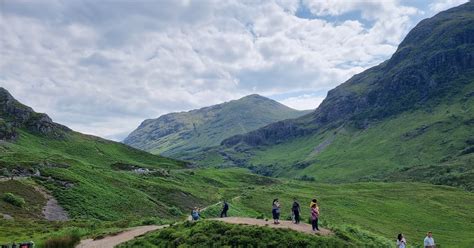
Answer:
[
  {"left": 0, "top": 87, "right": 278, "bottom": 243},
  {"left": 1, "top": 2, "right": 474, "bottom": 247},
  {"left": 197, "top": 2, "right": 474, "bottom": 190},
  {"left": 123, "top": 182, "right": 474, "bottom": 248},
  {"left": 1, "top": 87, "right": 473, "bottom": 247},
  {"left": 123, "top": 94, "right": 309, "bottom": 159},
  {"left": 119, "top": 220, "right": 391, "bottom": 247}
]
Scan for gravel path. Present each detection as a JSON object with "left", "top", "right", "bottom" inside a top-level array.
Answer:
[
  {"left": 76, "top": 225, "right": 168, "bottom": 248},
  {"left": 77, "top": 196, "right": 331, "bottom": 247},
  {"left": 76, "top": 217, "right": 331, "bottom": 248}
]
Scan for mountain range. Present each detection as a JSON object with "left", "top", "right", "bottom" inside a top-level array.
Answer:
[
  {"left": 184, "top": 1, "right": 474, "bottom": 190},
  {"left": 1, "top": 2, "right": 474, "bottom": 246},
  {"left": 123, "top": 94, "right": 309, "bottom": 159}
]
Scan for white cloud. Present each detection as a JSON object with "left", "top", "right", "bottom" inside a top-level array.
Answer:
[
  {"left": 0, "top": 0, "right": 465, "bottom": 141},
  {"left": 279, "top": 94, "right": 325, "bottom": 110},
  {"left": 429, "top": 0, "right": 468, "bottom": 12}
]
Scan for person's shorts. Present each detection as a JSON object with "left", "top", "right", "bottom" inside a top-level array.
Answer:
[{"left": 272, "top": 209, "right": 280, "bottom": 219}]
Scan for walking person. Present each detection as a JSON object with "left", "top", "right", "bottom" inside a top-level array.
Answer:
[
  {"left": 292, "top": 198, "right": 301, "bottom": 224},
  {"left": 191, "top": 207, "right": 200, "bottom": 221},
  {"left": 220, "top": 200, "right": 229, "bottom": 218},
  {"left": 424, "top": 232, "right": 436, "bottom": 248},
  {"left": 310, "top": 199, "right": 320, "bottom": 232},
  {"left": 272, "top": 199, "right": 281, "bottom": 224},
  {"left": 397, "top": 233, "right": 407, "bottom": 248}
]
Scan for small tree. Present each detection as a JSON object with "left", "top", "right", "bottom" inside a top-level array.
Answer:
[{"left": 1, "top": 168, "right": 10, "bottom": 178}]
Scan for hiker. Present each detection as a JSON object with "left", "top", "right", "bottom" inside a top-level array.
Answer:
[
  {"left": 397, "top": 233, "right": 407, "bottom": 248},
  {"left": 310, "top": 199, "right": 320, "bottom": 232},
  {"left": 424, "top": 231, "right": 436, "bottom": 248},
  {"left": 191, "top": 207, "right": 200, "bottom": 221},
  {"left": 272, "top": 199, "right": 281, "bottom": 224},
  {"left": 220, "top": 200, "right": 229, "bottom": 218},
  {"left": 292, "top": 198, "right": 301, "bottom": 224}
]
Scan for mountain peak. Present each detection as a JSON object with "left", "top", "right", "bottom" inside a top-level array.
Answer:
[
  {"left": 240, "top": 94, "right": 265, "bottom": 99},
  {"left": 123, "top": 94, "right": 308, "bottom": 157},
  {"left": 0, "top": 87, "right": 70, "bottom": 140}
]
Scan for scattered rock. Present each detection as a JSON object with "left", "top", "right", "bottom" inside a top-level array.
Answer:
[
  {"left": 2, "top": 213, "right": 13, "bottom": 220},
  {"left": 33, "top": 186, "right": 69, "bottom": 221},
  {"left": 311, "top": 136, "right": 335, "bottom": 156}
]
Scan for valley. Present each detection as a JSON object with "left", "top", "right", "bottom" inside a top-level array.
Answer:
[{"left": 1, "top": 1, "right": 474, "bottom": 248}]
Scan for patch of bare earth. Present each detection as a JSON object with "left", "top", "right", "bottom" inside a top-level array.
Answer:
[
  {"left": 34, "top": 186, "right": 69, "bottom": 221},
  {"left": 212, "top": 217, "right": 332, "bottom": 236}
]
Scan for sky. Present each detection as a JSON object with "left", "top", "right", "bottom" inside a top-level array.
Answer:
[{"left": 0, "top": 0, "right": 469, "bottom": 141}]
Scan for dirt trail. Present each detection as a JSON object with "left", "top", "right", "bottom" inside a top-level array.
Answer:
[
  {"left": 77, "top": 196, "right": 331, "bottom": 247},
  {"left": 186, "top": 197, "right": 240, "bottom": 221},
  {"left": 76, "top": 217, "right": 332, "bottom": 248},
  {"left": 76, "top": 225, "right": 168, "bottom": 248},
  {"left": 212, "top": 217, "right": 332, "bottom": 235},
  {"left": 34, "top": 186, "right": 69, "bottom": 221},
  {"left": 0, "top": 176, "right": 69, "bottom": 221}
]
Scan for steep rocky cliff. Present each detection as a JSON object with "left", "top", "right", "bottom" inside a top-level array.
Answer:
[{"left": 222, "top": 1, "right": 474, "bottom": 148}]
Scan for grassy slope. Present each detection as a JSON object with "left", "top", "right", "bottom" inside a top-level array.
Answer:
[
  {"left": 0, "top": 167, "right": 274, "bottom": 244},
  {"left": 0, "top": 128, "right": 276, "bottom": 221},
  {"left": 119, "top": 220, "right": 392, "bottom": 248},
  {"left": 235, "top": 81, "right": 474, "bottom": 190},
  {"left": 1, "top": 129, "right": 473, "bottom": 247},
  {"left": 196, "top": 3, "right": 474, "bottom": 190},
  {"left": 124, "top": 95, "right": 309, "bottom": 158},
  {"left": 200, "top": 181, "right": 474, "bottom": 248}
]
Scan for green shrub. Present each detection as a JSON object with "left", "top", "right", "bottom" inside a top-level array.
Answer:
[
  {"left": 333, "top": 225, "right": 392, "bottom": 247},
  {"left": 168, "top": 206, "right": 183, "bottom": 216},
  {"left": 118, "top": 220, "right": 350, "bottom": 248},
  {"left": 2, "top": 193, "right": 25, "bottom": 207},
  {"left": 296, "top": 175, "right": 316, "bottom": 181},
  {"left": 140, "top": 218, "right": 162, "bottom": 225},
  {"left": 43, "top": 233, "right": 81, "bottom": 248},
  {"left": 1, "top": 168, "right": 10, "bottom": 177}
]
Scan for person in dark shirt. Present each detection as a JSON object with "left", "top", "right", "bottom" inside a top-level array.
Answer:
[
  {"left": 220, "top": 200, "right": 229, "bottom": 218},
  {"left": 292, "top": 198, "right": 301, "bottom": 224}
]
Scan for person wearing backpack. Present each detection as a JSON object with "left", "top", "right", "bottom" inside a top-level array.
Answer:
[
  {"left": 220, "top": 200, "right": 229, "bottom": 218},
  {"left": 292, "top": 198, "right": 301, "bottom": 224},
  {"left": 191, "top": 207, "right": 200, "bottom": 221}
]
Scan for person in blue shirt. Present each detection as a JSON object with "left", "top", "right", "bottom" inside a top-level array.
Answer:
[{"left": 191, "top": 207, "right": 200, "bottom": 221}]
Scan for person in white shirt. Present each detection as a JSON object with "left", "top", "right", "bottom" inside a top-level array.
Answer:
[
  {"left": 424, "top": 231, "right": 436, "bottom": 248},
  {"left": 397, "top": 233, "right": 407, "bottom": 248}
]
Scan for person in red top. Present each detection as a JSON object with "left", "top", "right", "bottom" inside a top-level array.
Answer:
[{"left": 310, "top": 199, "right": 320, "bottom": 232}]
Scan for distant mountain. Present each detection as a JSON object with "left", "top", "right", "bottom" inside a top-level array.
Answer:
[
  {"left": 123, "top": 94, "right": 310, "bottom": 158},
  {"left": 201, "top": 2, "right": 474, "bottom": 190}
]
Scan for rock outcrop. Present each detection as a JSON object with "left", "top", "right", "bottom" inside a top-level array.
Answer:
[
  {"left": 0, "top": 87, "right": 70, "bottom": 140},
  {"left": 222, "top": 1, "right": 474, "bottom": 147}
]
